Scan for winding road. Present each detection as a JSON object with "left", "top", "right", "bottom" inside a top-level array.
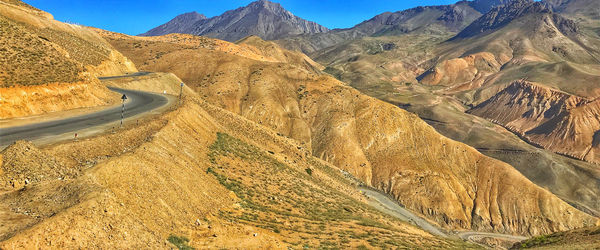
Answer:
[
  {"left": 0, "top": 87, "right": 171, "bottom": 148},
  {"left": 358, "top": 186, "right": 528, "bottom": 244}
]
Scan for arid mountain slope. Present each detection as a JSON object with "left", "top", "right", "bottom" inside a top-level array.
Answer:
[
  {"left": 350, "top": 1, "right": 483, "bottom": 36},
  {"left": 421, "top": 0, "right": 600, "bottom": 97},
  {"left": 469, "top": 80, "right": 600, "bottom": 164},
  {"left": 0, "top": 77, "right": 470, "bottom": 248},
  {"left": 413, "top": 0, "right": 600, "bottom": 165},
  {"left": 543, "top": 0, "right": 600, "bottom": 20},
  {"left": 0, "top": 0, "right": 136, "bottom": 118},
  {"left": 140, "top": 0, "right": 328, "bottom": 42},
  {"left": 307, "top": 0, "right": 600, "bottom": 219},
  {"left": 101, "top": 32, "right": 598, "bottom": 235}
]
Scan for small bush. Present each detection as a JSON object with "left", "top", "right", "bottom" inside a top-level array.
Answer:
[
  {"left": 167, "top": 235, "right": 194, "bottom": 250},
  {"left": 305, "top": 168, "right": 313, "bottom": 176}
]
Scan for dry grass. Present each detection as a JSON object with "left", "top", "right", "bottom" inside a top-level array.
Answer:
[{"left": 0, "top": 16, "right": 83, "bottom": 87}]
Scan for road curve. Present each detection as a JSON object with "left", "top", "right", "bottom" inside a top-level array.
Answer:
[
  {"left": 457, "top": 231, "right": 527, "bottom": 243},
  {"left": 0, "top": 87, "right": 170, "bottom": 147}
]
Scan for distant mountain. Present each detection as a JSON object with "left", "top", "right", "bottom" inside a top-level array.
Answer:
[
  {"left": 276, "top": 0, "right": 512, "bottom": 54},
  {"left": 142, "top": 12, "right": 206, "bottom": 37},
  {"left": 468, "top": 0, "right": 513, "bottom": 13},
  {"left": 140, "top": 0, "right": 328, "bottom": 41},
  {"left": 451, "top": 0, "right": 587, "bottom": 40},
  {"left": 542, "top": 0, "right": 600, "bottom": 16},
  {"left": 542, "top": 0, "right": 600, "bottom": 37},
  {"left": 351, "top": 2, "right": 482, "bottom": 36}
]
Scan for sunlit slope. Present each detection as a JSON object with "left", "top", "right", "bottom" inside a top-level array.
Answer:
[
  {"left": 102, "top": 32, "right": 598, "bottom": 235},
  {"left": 0, "top": 91, "right": 468, "bottom": 249},
  {"left": 0, "top": 0, "right": 136, "bottom": 118}
]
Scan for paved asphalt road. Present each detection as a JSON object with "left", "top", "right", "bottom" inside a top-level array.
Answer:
[{"left": 0, "top": 87, "right": 169, "bottom": 147}]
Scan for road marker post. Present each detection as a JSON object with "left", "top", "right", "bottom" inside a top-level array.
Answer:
[
  {"left": 179, "top": 82, "right": 184, "bottom": 105},
  {"left": 121, "top": 94, "right": 127, "bottom": 127}
]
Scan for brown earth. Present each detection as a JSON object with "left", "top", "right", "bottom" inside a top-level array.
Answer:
[
  {"left": 302, "top": 0, "right": 600, "bottom": 218},
  {"left": 100, "top": 72, "right": 184, "bottom": 96},
  {"left": 419, "top": 52, "right": 502, "bottom": 92},
  {"left": 0, "top": 0, "right": 136, "bottom": 118},
  {"left": 0, "top": 92, "right": 471, "bottom": 248},
  {"left": 0, "top": 81, "right": 119, "bottom": 119},
  {"left": 100, "top": 31, "right": 599, "bottom": 236},
  {"left": 469, "top": 80, "right": 600, "bottom": 164}
]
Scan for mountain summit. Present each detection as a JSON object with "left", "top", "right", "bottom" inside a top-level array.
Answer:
[
  {"left": 141, "top": 12, "right": 206, "bottom": 36},
  {"left": 140, "top": 0, "right": 329, "bottom": 41}
]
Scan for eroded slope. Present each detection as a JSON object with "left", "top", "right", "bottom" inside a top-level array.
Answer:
[
  {"left": 0, "top": 92, "right": 467, "bottom": 248},
  {"left": 101, "top": 32, "right": 598, "bottom": 235}
]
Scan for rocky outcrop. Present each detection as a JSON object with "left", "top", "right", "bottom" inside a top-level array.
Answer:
[
  {"left": 469, "top": 80, "right": 600, "bottom": 163},
  {"left": 140, "top": 0, "right": 328, "bottom": 42}
]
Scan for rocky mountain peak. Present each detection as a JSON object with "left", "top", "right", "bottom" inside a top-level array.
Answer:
[
  {"left": 249, "top": 0, "right": 283, "bottom": 10},
  {"left": 140, "top": 11, "right": 206, "bottom": 36},
  {"left": 176, "top": 11, "right": 206, "bottom": 20},
  {"left": 469, "top": 0, "right": 514, "bottom": 13},
  {"left": 141, "top": 0, "right": 328, "bottom": 41}
]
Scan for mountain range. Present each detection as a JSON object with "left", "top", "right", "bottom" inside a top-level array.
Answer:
[
  {"left": 140, "top": 0, "right": 328, "bottom": 41},
  {"left": 2, "top": 0, "right": 600, "bottom": 248},
  {"left": 141, "top": 0, "right": 600, "bottom": 218},
  {"left": 134, "top": 0, "right": 600, "bottom": 235}
]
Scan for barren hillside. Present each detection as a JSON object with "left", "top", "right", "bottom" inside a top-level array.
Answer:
[
  {"left": 0, "top": 0, "right": 136, "bottom": 118},
  {"left": 0, "top": 82, "right": 470, "bottom": 248},
  {"left": 306, "top": 0, "right": 600, "bottom": 218},
  {"left": 469, "top": 80, "right": 600, "bottom": 164},
  {"left": 100, "top": 31, "right": 598, "bottom": 236}
]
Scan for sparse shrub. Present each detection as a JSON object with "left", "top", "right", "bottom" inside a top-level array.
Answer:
[
  {"left": 305, "top": 168, "right": 313, "bottom": 176},
  {"left": 167, "top": 235, "right": 194, "bottom": 250}
]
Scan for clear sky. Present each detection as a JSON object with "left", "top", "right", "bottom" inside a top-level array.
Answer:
[{"left": 24, "top": 0, "right": 460, "bottom": 35}]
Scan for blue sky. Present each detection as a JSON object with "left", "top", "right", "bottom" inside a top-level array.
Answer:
[{"left": 24, "top": 0, "right": 460, "bottom": 35}]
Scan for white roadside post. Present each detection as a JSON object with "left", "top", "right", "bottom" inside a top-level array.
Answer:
[
  {"left": 179, "top": 82, "right": 184, "bottom": 105},
  {"left": 121, "top": 94, "right": 127, "bottom": 127}
]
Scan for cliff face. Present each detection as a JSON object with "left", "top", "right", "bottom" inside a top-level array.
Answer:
[
  {"left": 469, "top": 80, "right": 600, "bottom": 163},
  {"left": 102, "top": 32, "right": 598, "bottom": 236}
]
